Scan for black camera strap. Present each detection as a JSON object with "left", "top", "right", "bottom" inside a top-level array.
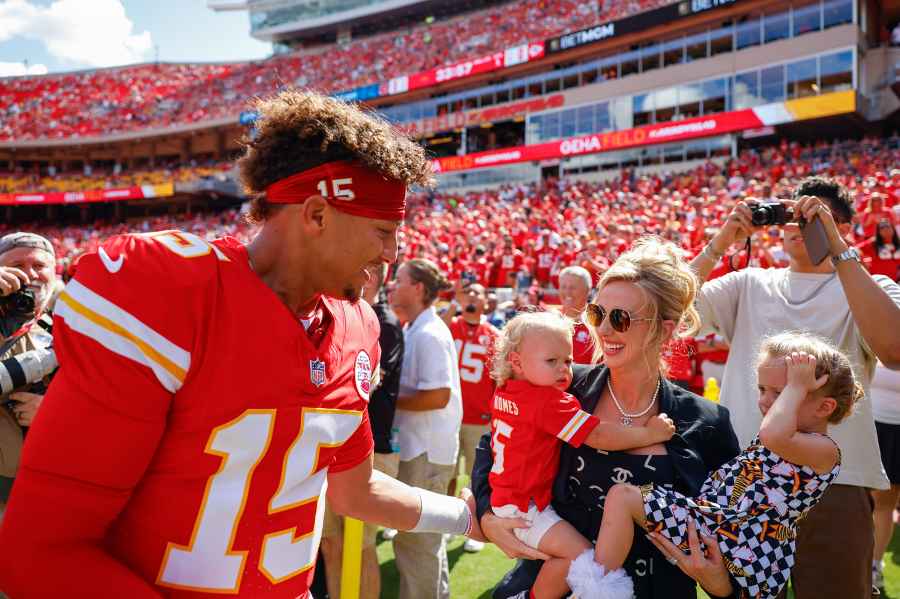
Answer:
[{"left": 727, "top": 237, "right": 753, "bottom": 271}]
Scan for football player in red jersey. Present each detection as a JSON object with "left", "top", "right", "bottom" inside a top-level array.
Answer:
[
  {"left": 558, "top": 266, "right": 596, "bottom": 364},
  {"left": 0, "top": 91, "right": 475, "bottom": 599},
  {"left": 442, "top": 283, "right": 498, "bottom": 537},
  {"left": 493, "top": 235, "right": 524, "bottom": 288}
]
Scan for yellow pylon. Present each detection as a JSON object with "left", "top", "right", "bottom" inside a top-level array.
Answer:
[{"left": 339, "top": 516, "right": 365, "bottom": 599}]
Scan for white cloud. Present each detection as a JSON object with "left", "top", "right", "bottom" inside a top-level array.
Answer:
[
  {"left": 0, "top": 60, "right": 48, "bottom": 76},
  {"left": 0, "top": 0, "right": 153, "bottom": 69}
]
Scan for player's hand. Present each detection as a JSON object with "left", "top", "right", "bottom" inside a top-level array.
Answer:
[
  {"left": 647, "top": 413, "right": 676, "bottom": 443},
  {"left": 0, "top": 266, "right": 29, "bottom": 297},
  {"left": 480, "top": 511, "right": 551, "bottom": 561},
  {"left": 8, "top": 391, "right": 43, "bottom": 427},
  {"left": 784, "top": 351, "right": 828, "bottom": 394},
  {"left": 647, "top": 518, "right": 733, "bottom": 597},
  {"left": 711, "top": 200, "right": 757, "bottom": 253}
]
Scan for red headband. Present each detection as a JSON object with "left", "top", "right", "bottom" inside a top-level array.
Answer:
[{"left": 265, "top": 160, "right": 407, "bottom": 220}]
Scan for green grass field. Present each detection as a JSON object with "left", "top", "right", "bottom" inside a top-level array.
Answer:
[{"left": 373, "top": 530, "right": 900, "bottom": 598}]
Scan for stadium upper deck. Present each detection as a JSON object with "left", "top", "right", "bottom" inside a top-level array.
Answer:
[{"left": 0, "top": 0, "right": 682, "bottom": 142}]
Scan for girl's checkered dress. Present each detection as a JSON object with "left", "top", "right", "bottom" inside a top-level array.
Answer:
[{"left": 641, "top": 435, "right": 840, "bottom": 599}]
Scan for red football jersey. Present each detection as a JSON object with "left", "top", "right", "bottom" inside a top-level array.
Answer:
[
  {"left": 492, "top": 250, "right": 523, "bottom": 287},
  {"left": 572, "top": 321, "right": 595, "bottom": 365},
  {"left": 0, "top": 231, "right": 379, "bottom": 598},
  {"left": 534, "top": 248, "right": 556, "bottom": 286},
  {"left": 489, "top": 380, "right": 598, "bottom": 511},
  {"left": 449, "top": 317, "right": 499, "bottom": 425}
]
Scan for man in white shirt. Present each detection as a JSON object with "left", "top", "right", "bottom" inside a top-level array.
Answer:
[
  {"left": 691, "top": 177, "right": 900, "bottom": 599},
  {"left": 388, "top": 258, "right": 463, "bottom": 599}
]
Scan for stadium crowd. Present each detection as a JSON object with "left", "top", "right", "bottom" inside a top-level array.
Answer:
[
  {"left": 2, "top": 136, "right": 898, "bottom": 288},
  {"left": 0, "top": 0, "right": 676, "bottom": 141},
  {"left": 0, "top": 161, "right": 233, "bottom": 194},
  {"left": 401, "top": 136, "right": 900, "bottom": 291}
]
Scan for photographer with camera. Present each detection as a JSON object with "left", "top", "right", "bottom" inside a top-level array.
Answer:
[
  {"left": 689, "top": 177, "right": 900, "bottom": 599},
  {"left": 0, "top": 233, "right": 58, "bottom": 512}
]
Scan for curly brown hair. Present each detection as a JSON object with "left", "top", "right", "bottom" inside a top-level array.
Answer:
[{"left": 238, "top": 89, "right": 434, "bottom": 222}]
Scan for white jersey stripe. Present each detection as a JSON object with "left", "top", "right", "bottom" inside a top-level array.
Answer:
[
  {"left": 558, "top": 410, "right": 589, "bottom": 443},
  {"left": 63, "top": 279, "right": 190, "bottom": 371},
  {"left": 56, "top": 282, "right": 190, "bottom": 393}
]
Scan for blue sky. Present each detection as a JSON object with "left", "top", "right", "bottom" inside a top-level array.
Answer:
[{"left": 0, "top": 0, "right": 272, "bottom": 77}]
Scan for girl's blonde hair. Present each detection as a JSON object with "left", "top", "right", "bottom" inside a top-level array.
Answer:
[
  {"left": 588, "top": 236, "right": 701, "bottom": 370},
  {"left": 491, "top": 311, "right": 573, "bottom": 386},
  {"left": 758, "top": 331, "right": 864, "bottom": 424}
]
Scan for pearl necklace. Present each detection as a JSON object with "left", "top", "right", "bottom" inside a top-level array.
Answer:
[{"left": 607, "top": 376, "right": 661, "bottom": 426}]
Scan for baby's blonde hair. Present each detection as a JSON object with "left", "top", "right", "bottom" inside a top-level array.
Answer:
[
  {"left": 491, "top": 311, "right": 573, "bottom": 387},
  {"left": 589, "top": 236, "right": 701, "bottom": 368},
  {"left": 758, "top": 331, "right": 864, "bottom": 424}
]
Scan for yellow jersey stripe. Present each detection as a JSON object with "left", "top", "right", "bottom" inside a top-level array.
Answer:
[
  {"left": 559, "top": 410, "right": 589, "bottom": 443},
  {"left": 57, "top": 289, "right": 188, "bottom": 392}
]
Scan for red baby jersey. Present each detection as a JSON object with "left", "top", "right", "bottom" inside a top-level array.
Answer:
[
  {"left": 449, "top": 317, "right": 499, "bottom": 425},
  {"left": 489, "top": 380, "right": 599, "bottom": 511},
  {"left": 0, "top": 231, "right": 379, "bottom": 599},
  {"left": 572, "top": 321, "right": 595, "bottom": 365}
]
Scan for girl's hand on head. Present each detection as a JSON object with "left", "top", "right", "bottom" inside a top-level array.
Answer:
[{"left": 784, "top": 351, "right": 828, "bottom": 393}]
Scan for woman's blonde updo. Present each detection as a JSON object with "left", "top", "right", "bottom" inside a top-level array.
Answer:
[{"left": 589, "top": 236, "right": 701, "bottom": 369}]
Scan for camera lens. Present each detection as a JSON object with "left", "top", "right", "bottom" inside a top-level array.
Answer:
[{"left": 750, "top": 204, "right": 775, "bottom": 227}]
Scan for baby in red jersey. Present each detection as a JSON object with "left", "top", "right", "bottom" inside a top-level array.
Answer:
[{"left": 488, "top": 312, "right": 676, "bottom": 599}]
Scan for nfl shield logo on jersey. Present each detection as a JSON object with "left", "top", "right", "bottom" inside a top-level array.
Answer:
[{"left": 309, "top": 359, "right": 327, "bottom": 387}]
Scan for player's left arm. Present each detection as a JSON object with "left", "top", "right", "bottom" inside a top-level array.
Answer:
[{"left": 326, "top": 455, "right": 473, "bottom": 536}]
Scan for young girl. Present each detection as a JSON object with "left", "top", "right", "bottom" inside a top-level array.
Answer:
[
  {"left": 569, "top": 332, "right": 859, "bottom": 599},
  {"left": 488, "top": 311, "right": 677, "bottom": 599}
]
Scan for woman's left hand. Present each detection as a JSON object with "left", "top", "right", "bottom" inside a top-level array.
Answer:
[{"left": 646, "top": 519, "right": 733, "bottom": 598}]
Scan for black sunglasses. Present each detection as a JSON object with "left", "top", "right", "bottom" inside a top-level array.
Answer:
[{"left": 584, "top": 304, "right": 654, "bottom": 333}]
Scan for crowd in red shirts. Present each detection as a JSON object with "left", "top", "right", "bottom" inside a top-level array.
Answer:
[
  {"left": 0, "top": 0, "right": 676, "bottom": 141},
  {"left": 3, "top": 136, "right": 898, "bottom": 285},
  {"left": 401, "top": 136, "right": 900, "bottom": 293}
]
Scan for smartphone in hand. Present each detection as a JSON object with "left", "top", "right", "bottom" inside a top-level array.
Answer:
[{"left": 801, "top": 217, "right": 831, "bottom": 265}]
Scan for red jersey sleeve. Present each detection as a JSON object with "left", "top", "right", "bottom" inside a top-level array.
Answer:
[
  {"left": 537, "top": 388, "right": 599, "bottom": 448},
  {"left": 329, "top": 409, "right": 375, "bottom": 472},
  {"left": 0, "top": 232, "right": 211, "bottom": 598},
  {"left": 328, "top": 301, "right": 379, "bottom": 473}
]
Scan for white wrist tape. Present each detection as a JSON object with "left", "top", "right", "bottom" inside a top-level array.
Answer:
[{"left": 410, "top": 487, "right": 472, "bottom": 535}]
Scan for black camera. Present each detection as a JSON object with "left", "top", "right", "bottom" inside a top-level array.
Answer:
[
  {"left": 0, "top": 288, "right": 36, "bottom": 319},
  {"left": 749, "top": 202, "right": 794, "bottom": 226}
]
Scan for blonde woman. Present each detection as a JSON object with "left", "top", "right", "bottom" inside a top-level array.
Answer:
[{"left": 471, "top": 237, "right": 742, "bottom": 599}]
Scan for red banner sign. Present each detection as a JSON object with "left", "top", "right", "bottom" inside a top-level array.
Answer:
[
  {"left": 0, "top": 184, "right": 173, "bottom": 205},
  {"left": 382, "top": 42, "right": 544, "bottom": 96},
  {"left": 432, "top": 109, "right": 764, "bottom": 173}
]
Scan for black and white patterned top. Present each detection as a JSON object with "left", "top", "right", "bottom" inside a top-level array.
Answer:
[
  {"left": 561, "top": 446, "right": 691, "bottom": 598},
  {"left": 642, "top": 435, "right": 841, "bottom": 599}
]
